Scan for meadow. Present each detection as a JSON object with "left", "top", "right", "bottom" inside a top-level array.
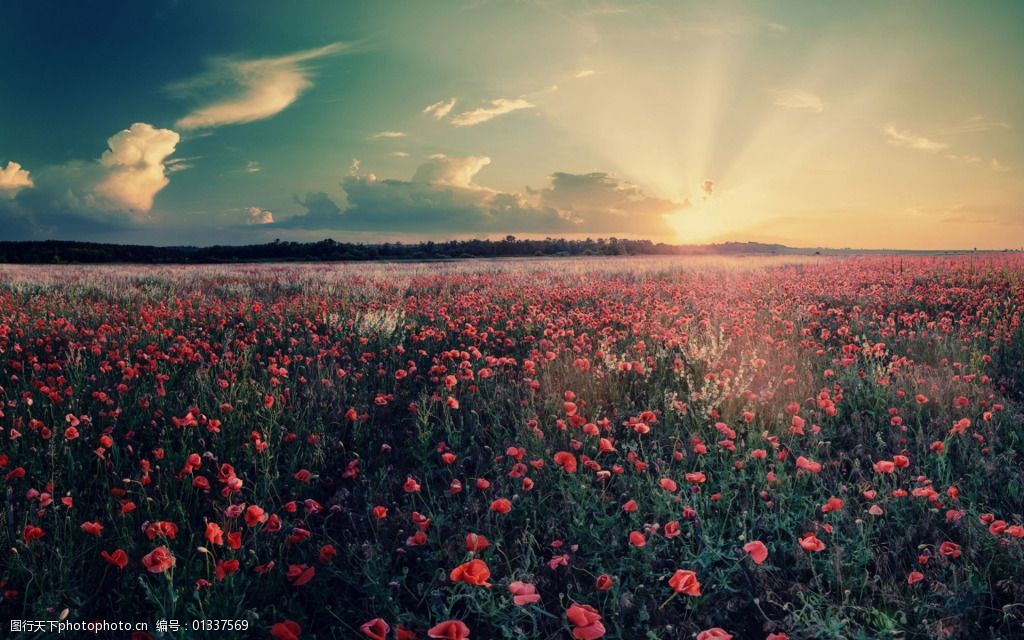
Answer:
[{"left": 1, "top": 255, "right": 1023, "bottom": 639}]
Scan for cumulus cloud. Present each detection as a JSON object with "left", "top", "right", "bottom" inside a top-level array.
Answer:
[
  {"left": 412, "top": 154, "right": 493, "bottom": 190},
  {"left": 450, "top": 98, "right": 534, "bottom": 126},
  {"left": 0, "top": 161, "right": 33, "bottom": 197},
  {"left": 173, "top": 43, "right": 347, "bottom": 130},
  {"left": 772, "top": 89, "right": 824, "bottom": 113},
  {"left": 423, "top": 98, "right": 457, "bottom": 119},
  {"left": 246, "top": 206, "right": 274, "bottom": 224},
  {"left": 94, "top": 123, "right": 180, "bottom": 213},
  {"left": 883, "top": 124, "right": 948, "bottom": 152}
]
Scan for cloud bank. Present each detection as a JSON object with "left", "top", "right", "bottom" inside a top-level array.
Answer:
[
  {"left": 95, "top": 123, "right": 180, "bottom": 212},
  {"left": 279, "top": 155, "right": 688, "bottom": 236}
]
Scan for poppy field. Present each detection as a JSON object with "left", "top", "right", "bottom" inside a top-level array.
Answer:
[{"left": 2, "top": 255, "right": 1024, "bottom": 639}]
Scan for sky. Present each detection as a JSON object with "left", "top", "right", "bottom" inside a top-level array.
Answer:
[{"left": 0, "top": 0, "right": 1022, "bottom": 249}]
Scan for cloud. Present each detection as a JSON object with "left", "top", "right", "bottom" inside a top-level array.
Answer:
[
  {"left": 411, "top": 154, "right": 493, "bottom": 190},
  {"left": 531, "top": 172, "right": 688, "bottom": 233},
  {"left": 246, "top": 161, "right": 262, "bottom": 173},
  {"left": 390, "top": 151, "right": 410, "bottom": 158},
  {"left": 423, "top": 98, "right": 457, "bottom": 119},
  {"left": 274, "top": 191, "right": 344, "bottom": 228},
  {"left": 246, "top": 206, "right": 274, "bottom": 224},
  {"left": 450, "top": 98, "right": 535, "bottom": 126},
  {"left": 0, "top": 122, "right": 184, "bottom": 240},
  {"left": 575, "top": 69, "right": 596, "bottom": 78},
  {"left": 172, "top": 43, "right": 347, "bottom": 130},
  {"left": 883, "top": 124, "right": 948, "bottom": 152},
  {"left": 991, "top": 158, "right": 1011, "bottom": 173},
  {"left": 0, "top": 161, "right": 33, "bottom": 198},
  {"left": 772, "top": 89, "right": 824, "bottom": 113},
  {"left": 277, "top": 156, "right": 684, "bottom": 236},
  {"left": 766, "top": 21, "right": 788, "bottom": 33},
  {"left": 940, "top": 116, "right": 1012, "bottom": 135},
  {"left": 371, "top": 131, "right": 406, "bottom": 139},
  {"left": 94, "top": 123, "right": 180, "bottom": 213},
  {"left": 701, "top": 179, "right": 714, "bottom": 197}
]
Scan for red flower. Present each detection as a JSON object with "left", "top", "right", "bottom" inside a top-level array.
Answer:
[
  {"left": 907, "top": 571, "right": 924, "bottom": 585},
  {"left": 939, "top": 541, "right": 961, "bottom": 558},
  {"left": 100, "top": 549, "right": 129, "bottom": 569},
  {"left": 628, "top": 531, "right": 646, "bottom": 547},
  {"left": 427, "top": 620, "right": 470, "bottom": 639},
  {"left": 286, "top": 563, "right": 316, "bottom": 586},
  {"left": 244, "top": 505, "right": 267, "bottom": 527},
  {"left": 214, "top": 559, "right": 239, "bottom": 580},
  {"left": 465, "top": 532, "right": 489, "bottom": 552},
  {"left": 566, "top": 603, "right": 605, "bottom": 640},
  {"left": 490, "top": 498, "right": 511, "bottom": 514},
  {"left": 449, "top": 559, "right": 491, "bottom": 587},
  {"left": 205, "top": 523, "right": 224, "bottom": 546},
  {"left": 595, "top": 574, "right": 613, "bottom": 590},
  {"left": 697, "top": 629, "right": 733, "bottom": 640},
  {"left": 360, "top": 618, "right": 390, "bottom": 640},
  {"left": 270, "top": 620, "right": 301, "bottom": 640},
  {"left": 795, "top": 456, "right": 821, "bottom": 473},
  {"left": 141, "top": 546, "right": 176, "bottom": 573},
  {"left": 743, "top": 540, "right": 768, "bottom": 565},
  {"left": 80, "top": 521, "right": 103, "bottom": 537},
  {"left": 553, "top": 451, "right": 577, "bottom": 473},
  {"left": 798, "top": 533, "right": 826, "bottom": 553},
  {"left": 667, "top": 569, "right": 701, "bottom": 596},
  {"left": 508, "top": 580, "right": 541, "bottom": 606}
]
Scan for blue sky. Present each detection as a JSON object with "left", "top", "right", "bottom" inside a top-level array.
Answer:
[{"left": 1, "top": 0, "right": 1022, "bottom": 248}]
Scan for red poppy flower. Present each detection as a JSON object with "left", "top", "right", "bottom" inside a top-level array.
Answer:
[
  {"left": 743, "top": 540, "right": 768, "bottom": 564},
  {"left": 141, "top": 546, "right": 176, "bottom": 573},
  {"left": 270, "top": 620, "right": 301, "bottom": 640},
  {"left": 667, "top": 569, "right": 701, "bottom": 596},
  {"left": 798, "top": 533, "right": 826, "bottom": 553},
  {"left": 449, "top": 559, "right": 491, "bottom": 587},
  {"left": 427, "top": 620, "right": 470, "bottom": 639},
  {"left": 100, "top": 548, "right": 129, "bottom": 569},
  {"left": 509, "top": 580, "right": 541, "bottom": 606},
  {"left": 360, "top": 618, "right": 390, "bottom": 640},
  {"left": 286, "top": 563, "right": 315, "bottom": 586}
]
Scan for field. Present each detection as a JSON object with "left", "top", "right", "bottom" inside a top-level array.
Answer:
[{"left": 1, "top": 255, "right": 1023, "bottom": 639}]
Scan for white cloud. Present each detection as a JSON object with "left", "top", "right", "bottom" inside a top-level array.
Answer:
[
  {"left": 450, "top": 98, "right": 534, "bottom": 126},
  {"left": 246, "top": 161, "right": 262, "bottom": 173},
  {"left": 173, "top": 43, "right": 347, "bottom": 130},
  {"left": 390, "top": 151, "right": 411, "bottom": 158},
  {"left": 940, "top": 116, "right": 1012, "bottom": 135},
  {"left": 883, "top": 124, "right": 948, "bottom": 152},
  {"left": 575, "top": 69, "right": 596, "bottom": 79},
  {"left": 246, "top": 206, "right": 274, "bottom": 224},
  {"left": 0, "top": 161, "right": 33, "bottom": 198},
  {"left": 412, "top": 154, "right": 492, "bottom": 190},
  {"left": 766, "top": 22, "right": 788, "bottom": 33},
  {"left": 772, "top": 89, "right": 824, "bottom": 113},
  {"left": 94, "top": 123, "right": 180, "bottom": 213},
  {"left": 371, "top": 131, "right": 406, "bottom": 139},
  {"left": 423, "top": 98, "right": 457, "bottom": 119},
  {"left": 991, "top": 158, "right": 1011, "bottom": 173}
]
